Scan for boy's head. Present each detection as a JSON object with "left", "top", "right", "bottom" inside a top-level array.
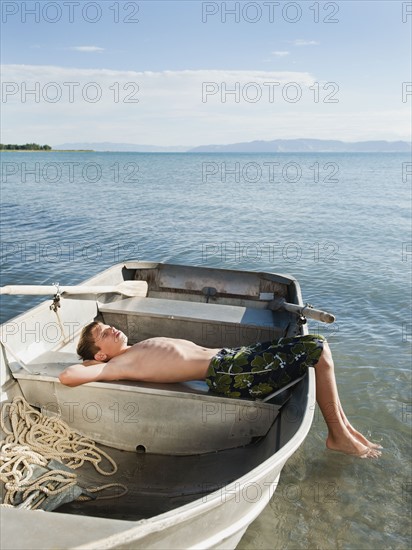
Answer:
[{"left": 77, "top": 321, "right": 128, "bottom": 362}]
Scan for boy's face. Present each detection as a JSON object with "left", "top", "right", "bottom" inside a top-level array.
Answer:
[{"left": 92, "top": 322, "right": 128, "bottom": 361}]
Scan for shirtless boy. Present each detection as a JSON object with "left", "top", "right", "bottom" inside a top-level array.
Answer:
[{"left": 59, "top": 322, "right": 382, "bottom": 458}]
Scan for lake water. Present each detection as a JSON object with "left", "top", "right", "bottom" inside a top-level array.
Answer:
[{"left": 0, "top": 151, "right": 411, "bottom": 549}]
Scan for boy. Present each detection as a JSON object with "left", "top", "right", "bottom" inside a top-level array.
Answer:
[{"left": 59, "top": 322, "right": 382, "bottom": 458}]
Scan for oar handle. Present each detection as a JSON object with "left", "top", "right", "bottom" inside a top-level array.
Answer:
[
  {"left": 0, "top": 285, "right": 121, "bottom": 296},
  {"left": 0, "top": 281, "right": 148, "bottom": 297},
  {"left": 1, "top": 285, "right": 62, "bottom": 295},
  {"left": 270, "top": 298, "right": 335, "bottom": 324}
]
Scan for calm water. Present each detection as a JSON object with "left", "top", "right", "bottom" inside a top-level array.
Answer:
[{"left": 0, "top": 151, "right": 411, "bottom": 549}]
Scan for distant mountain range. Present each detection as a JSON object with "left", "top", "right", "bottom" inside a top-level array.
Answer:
[
  {"left": 189, "top": 139, "right": 412, "bottom": 153},
  {"left": 54, "top": 139, "right": 412, "bottom": 153}
]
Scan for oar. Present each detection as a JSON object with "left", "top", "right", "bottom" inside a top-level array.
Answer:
[
  {"left": 269, "top": 298, "right": 335, "bottom": 324},
  {"left": 0, "top": 281, "right": 148, "bottom": 298}
]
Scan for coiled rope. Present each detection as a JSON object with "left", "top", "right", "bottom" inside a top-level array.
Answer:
[{"left": 0, "top": 397, "right": 127, "bottom": 509}]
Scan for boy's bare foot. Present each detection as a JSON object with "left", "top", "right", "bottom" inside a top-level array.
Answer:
[
  {"left": 326, "top": 433, "right": 382, "bottom": 458},
  {"left": 344, "top": 423, "right": 383, "bottom": 449}
]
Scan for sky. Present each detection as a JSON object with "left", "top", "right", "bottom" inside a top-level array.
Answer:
[{"left": 1, "top": 0, "right": 411, "bottom": 146}]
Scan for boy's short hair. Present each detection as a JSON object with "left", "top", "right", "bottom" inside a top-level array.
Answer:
[{"left": 77, "top": 321, "right": 101, "bottom": 360}]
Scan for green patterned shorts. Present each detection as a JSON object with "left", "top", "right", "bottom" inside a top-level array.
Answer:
[{"left": 205, "top": 334, "right": 325, "bottom": 399}]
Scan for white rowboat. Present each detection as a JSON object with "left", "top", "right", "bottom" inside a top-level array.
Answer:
[{"left": 0, "top": 261, "right": 333, "bottom": 549}]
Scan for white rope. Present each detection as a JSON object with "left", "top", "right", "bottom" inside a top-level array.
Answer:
[{"left": 0, "top": 397, "right": 127, "bottom": 509}]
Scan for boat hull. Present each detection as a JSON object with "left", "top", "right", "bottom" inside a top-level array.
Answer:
[{"left": 1, "top": 261, "right": 316, "bottom": 549}]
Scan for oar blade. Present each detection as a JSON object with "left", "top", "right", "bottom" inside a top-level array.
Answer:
[{"left": 114, "top": 281, "right": 148, "bottom": 297}]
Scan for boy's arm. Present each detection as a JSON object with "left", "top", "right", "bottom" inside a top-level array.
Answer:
[
  {"left": 82, "top": 359, "right": 104, "bottom": 367},
  {"left": 59, "top": 362, "right": 110, "bottom": 387}
]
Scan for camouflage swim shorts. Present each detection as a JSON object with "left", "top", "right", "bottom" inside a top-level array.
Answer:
[{"left": 205, "top": 334, "right": 325, "bottom": 399}]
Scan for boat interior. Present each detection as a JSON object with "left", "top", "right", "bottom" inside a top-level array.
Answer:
[{"left": 1, "top": 262, "right": 312, "bottom": 521}]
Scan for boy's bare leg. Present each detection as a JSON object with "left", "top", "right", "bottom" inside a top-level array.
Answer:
[
  {"left": 335, "top": 395, "right": 382, "bottom": 449},
  {"left": 313, "top": 342, "right": 381, "bottom": 458}
]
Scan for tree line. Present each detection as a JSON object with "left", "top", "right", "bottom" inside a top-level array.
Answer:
[{"left": 0, "top": 143, "right": 52, "bottom": 150}]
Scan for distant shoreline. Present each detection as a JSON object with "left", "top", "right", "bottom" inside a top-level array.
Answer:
[
  {"left": 1, "top": 149, "right": 95, "bottom": 152},
  {"left": 1, "top": 149, "right": 410, "bottom": 154},
  {"left": 3, "top": 139, "right": 410, "bottom": 153},
  {"left": 52, "top": 138, "right": 412, "bottom": 153}
]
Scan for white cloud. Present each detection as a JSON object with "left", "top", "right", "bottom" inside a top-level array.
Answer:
[
  {"left": 293, "top": 40, "right": 320, "bottom": 46},
  {"left": 1, "top": 64, "right": 410, "bottom": 145},
  {"left": 272, "top": 51, "right": 290, "bottom": 57},
  {"left": 69, "top": 46, "right": 105, "bottom": 52}
]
